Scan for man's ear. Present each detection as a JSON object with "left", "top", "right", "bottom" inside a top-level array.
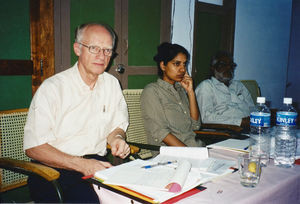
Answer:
[
  {"left": 73, "top": 43, "right": 81, "bottom": 56},
  {"left": 160, "top": 61, "right": 165, "bottom": 71}
]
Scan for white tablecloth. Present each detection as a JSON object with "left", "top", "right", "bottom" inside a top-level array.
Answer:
[
  {"left": 94, "top": 148, "right": 300, "bottom": 204},
  {"left": 176, "top": 149, "right": 300, "bottom": 204}
]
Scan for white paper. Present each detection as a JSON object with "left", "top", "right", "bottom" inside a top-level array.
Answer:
[
  {"left": 167, "top": 160, "right": 191, "bottom": 191},
  {"left": 207, "top": 139, "right": 250, "bottom": 153},
  {"left": 93, "top": 147, "right": 235, "bottom": 203}
]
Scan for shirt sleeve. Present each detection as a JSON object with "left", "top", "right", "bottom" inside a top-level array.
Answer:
[
  {"left": 195, "top": 81, "right": 242, "bottom": 126},
  {"left": 109, "top": 82, "right": 129, "bottom": 133},
  {"left": 140, "top": 85, "right": 171, "bottom": 143},
  {"left": 23, "top": 82, "right": 57, "bottom": 150}
]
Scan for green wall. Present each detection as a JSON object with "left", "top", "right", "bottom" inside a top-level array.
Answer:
[
  {"left": 0, "top": 0, "right": 32, "bottom": 111},
  {"left": 70, "top": 0, "right": 115, "bottom": 65}
]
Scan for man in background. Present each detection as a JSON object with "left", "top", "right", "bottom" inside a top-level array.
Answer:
[
  {"left": 23, "top": 22, "right": 130, "bottom": 203},
  {"left": 195, "top": 51, "right": 255, "bottom": 130}
]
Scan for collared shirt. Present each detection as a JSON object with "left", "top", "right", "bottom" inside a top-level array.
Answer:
[
  {"left": 140, "top": 79, "right": 202, "bottom": 148},
  {"left": 195, "top": 77, "right": 255, "bottom": 126},
  {"left": 24, "top": 62, "right": 128, "bottom": 156}
]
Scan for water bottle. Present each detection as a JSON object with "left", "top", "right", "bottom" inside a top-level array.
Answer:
[
  {"left": 274, "top": 97, "right": 298, "bottom": 168},
  {"left": 249, "top": 97, "right": 271, "bottom": 166},
  {"left": 296, "top": 129, "right": 300, "bottom": 160}
]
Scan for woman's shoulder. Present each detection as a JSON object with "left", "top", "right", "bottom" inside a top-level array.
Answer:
[{"left": 143, "top": 81, "right": 160, "bottom": 92}]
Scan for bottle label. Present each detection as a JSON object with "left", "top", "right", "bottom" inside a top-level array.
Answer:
[
  {"left": 250, "top": 112, "right": 271, "bottom": 127},
  {"left": 276, "top": 112, "right": 298, "bottom": 126}
]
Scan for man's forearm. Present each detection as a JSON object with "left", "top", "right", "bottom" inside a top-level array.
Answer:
[{"left": 25, "top": 143, "right": 84, "bottom": 172}]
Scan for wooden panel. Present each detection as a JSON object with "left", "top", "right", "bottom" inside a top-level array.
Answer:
[
  {"left": 0, "top": 60, "right": 33, "bottom": 75},
  {"left": 30, "top": 0, "right": 55, "bottom": 95},
  {"left": 128, "top": 0, "right": 161, "bottom": 66}
]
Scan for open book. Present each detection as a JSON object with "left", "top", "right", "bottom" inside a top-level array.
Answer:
[{"left": 94, "top": 146, "right": 235, "bottom": 203}]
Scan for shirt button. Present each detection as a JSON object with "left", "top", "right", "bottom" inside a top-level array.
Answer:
[
  {"left": 179, "top": 102, "right": 182, "bottom": 105},
  {"left": 155, "top": 139, "right": 158, "bottom": 142},
  {"left": 184, "top": 111, "right": 187, "bottom": 114}
]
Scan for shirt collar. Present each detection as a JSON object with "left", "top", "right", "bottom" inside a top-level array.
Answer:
[
  {"left": 211, "top": 76, "right": 233, "bottom": 87},
  {"left": 73, "top": 62, "right": 103, "bottom": 92},
  {"left": 157, "top": 78, "right": 183, "bottom": 92}
]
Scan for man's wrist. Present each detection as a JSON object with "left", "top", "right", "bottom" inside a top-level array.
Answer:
[{"left": 115, "top": 134, "right": 124, "bottom": 139}]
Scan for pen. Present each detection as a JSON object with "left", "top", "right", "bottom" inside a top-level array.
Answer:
[
  {"left": 244, "top": 146, "right": 249, "bottom": 150},
  {"left": 141, "top": 160, "right": 177, "bottom": 169},
  {"left": 229, "top": 167, "right": 238, "bottom": 173}
]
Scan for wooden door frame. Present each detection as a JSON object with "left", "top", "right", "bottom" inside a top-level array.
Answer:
[
  {"left": 110, "top": 0, "right": 172, "bottom": 89},
  {"left": 191, "top": 0, "right": 236, "bottom": 79}
]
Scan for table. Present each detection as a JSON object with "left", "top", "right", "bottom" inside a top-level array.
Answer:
[
  {"left": 176, "top": 149, "right": 300, "bottom": 204},
  {"left": 92, "top": 149, "right": 300, "bottom": 204}
]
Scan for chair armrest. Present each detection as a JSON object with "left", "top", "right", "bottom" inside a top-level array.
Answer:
[
  {"left": 106, "top": 144, "right": 141, "bottom": 154},
  {"left": 194, "top": 130, "right": 231, "bottom": 137},
  {"left": 0, "top": 157, "right": 60, "bottom": 181},
  {"left": 201, "top": 123, "right": 243, "bottom": 133},
  {"left": 126, "top": 142, "right": 160, "bottom": 152}
]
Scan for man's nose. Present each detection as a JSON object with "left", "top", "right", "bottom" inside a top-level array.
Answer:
[{"left": 95, "top": 49, "right": 105, "bottom": 59}]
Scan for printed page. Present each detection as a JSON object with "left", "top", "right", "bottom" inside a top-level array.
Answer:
[{"left": 153, "top": 146, "right": 209, "bottom": 169}]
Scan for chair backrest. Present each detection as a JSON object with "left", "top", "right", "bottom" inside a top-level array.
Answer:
[
  {"left": 240, "top": 80, "right": 261, "bottom": 104},
  {"left": 122, "top": 89, "right": 153, "bottom": 159},
  {"left": 0, "top": 109, "right": 30, "bottom": 192}
]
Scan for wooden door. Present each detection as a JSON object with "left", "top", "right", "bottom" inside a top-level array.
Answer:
[
  {"left": 192, "top": 0, "right": 236, "bottom": 86},
  {"left": 111, "top": 0, "right": 171, "bottom": 89}
]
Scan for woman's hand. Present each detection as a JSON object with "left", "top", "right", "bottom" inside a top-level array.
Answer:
[{"left": 180, "top": 72, "right": 194, "bottom": 93}]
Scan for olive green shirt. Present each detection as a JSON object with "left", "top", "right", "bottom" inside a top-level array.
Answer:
[{"left": 140, "top": 79, "right": 202, "bottom": 151}]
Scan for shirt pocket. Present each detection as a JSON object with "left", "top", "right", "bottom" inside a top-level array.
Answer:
[{"left": 164, "top": 103, "right": 190, "bottom": 131}]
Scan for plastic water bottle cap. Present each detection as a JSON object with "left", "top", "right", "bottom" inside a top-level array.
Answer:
[
  {"left": 257, "top": 97, "right": 265, "bottom": 103},
  {"left": 283, "top": 97, "right": 292, "bottom": 104}
]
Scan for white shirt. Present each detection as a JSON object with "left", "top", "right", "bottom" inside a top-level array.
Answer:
[
  {"left": 24, "top": 63, "right": 128, "bottom": 156},
  {"left": 195, "top": 77, "right": 255, "bottom": 126}
]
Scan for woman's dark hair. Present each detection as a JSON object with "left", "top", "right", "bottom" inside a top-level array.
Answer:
[{"left": 153, "top": 42, "right": 190, "bottom": 77}]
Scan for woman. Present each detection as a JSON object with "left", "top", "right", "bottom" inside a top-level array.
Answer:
[{"left": 140, "top": 42, "right": 203, "bottom": 151}]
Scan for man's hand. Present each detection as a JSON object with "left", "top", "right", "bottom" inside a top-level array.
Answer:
[
  {"left": 110, "top": 136, "right": 131, "bottom": 159},
  {"left": 80, "top": 158, "right": 112, "bottom": 176},
  {"left": 180, "top": 72, "right": 194, "bottom": 93}
]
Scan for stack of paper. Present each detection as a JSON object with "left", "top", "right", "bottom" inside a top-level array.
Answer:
[
  {"left": 94, "top": 146, "right": 235, "bottom": 203},
  {"left": 207, "top": 138, "right": 250, "bottom": 153}
]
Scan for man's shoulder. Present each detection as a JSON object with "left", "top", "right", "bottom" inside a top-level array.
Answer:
[
  {"left": 230, "top": 80, "right": 245, "bottom": 88},
  {"left": 102, "top": 72, "right": 119, "bottom": 82},
  {"left": 196, "top": 78, "right": 213, "bottom": 90}
]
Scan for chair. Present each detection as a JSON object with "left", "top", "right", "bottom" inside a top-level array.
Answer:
[
  {"left": 0, "top": 109, "right": 63, "bottom": 202},
  {"left": 122, "top": 89, "right": 248, "bottom": 154},
  {"left": 123, "top": 89, "right": 157, "bottom": 160},
  {"left": 240, "top": 80, "right": 261, "bottom": 104},
  {"left": 195, "top": 80, "right": 261, "bottom": 143},
  {"left": 0, "top": 108, "right": 139, "bottom": 202}
]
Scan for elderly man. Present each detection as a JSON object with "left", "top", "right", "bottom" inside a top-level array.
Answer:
[
  {"left": 23, "top": 23, "right": 130, "bottom": 203},
  {"left": 195, "top": 51, "right": 255, "bottom": 129}
]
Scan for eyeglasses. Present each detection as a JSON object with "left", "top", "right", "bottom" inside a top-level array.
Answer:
[
  {"left": 215, "top": 61, "right": 237, "bottom": 70},
  {"left": 78, "top": 42, "right": 114, "bottom": 56}
]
